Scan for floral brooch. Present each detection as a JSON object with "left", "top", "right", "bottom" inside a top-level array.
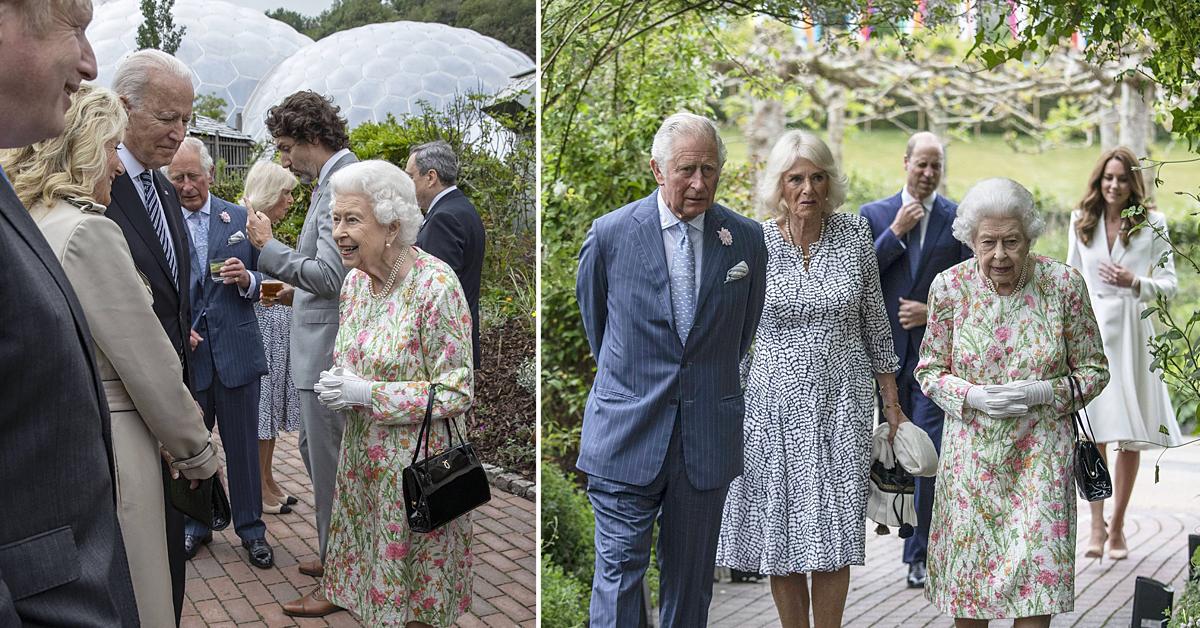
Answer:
[
  {"left": 717, "top": 227, "right": 733, "bottom": 246},
  {"left": 219, "top": 211, "right": 231, "bottom": 223}
]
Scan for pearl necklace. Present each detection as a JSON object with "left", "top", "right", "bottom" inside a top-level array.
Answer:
[
  {"left": 784, "top": 212, "right": 823, "bottom": 266},
  {"left": 981, "top": 258, "right": 1030, "bottom": 296},
  {"left": 368, "top": 247, "right": 408, "bottom": 299}
]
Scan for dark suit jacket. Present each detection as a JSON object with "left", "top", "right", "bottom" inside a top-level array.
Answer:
[
  {"left": 859, "top": 192, "right": 972, "bottom": 371},
  {"left": 186, "top": 196, "right": 268, "bottom": 392},
  {"left": 106, "top": 168, "right": 194, "bottom": 385},
  {"left": 0, "top": 181, "right": 139, "bottom": 626},
  {"left": 415, "top": 188, "right": 485, "bottom": 367},
  {"left": 575, "top": 193, "right": 768, "bottom": 490}
]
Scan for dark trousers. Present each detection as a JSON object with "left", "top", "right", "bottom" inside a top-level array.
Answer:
[
  {"left": 897, "top": 367, "right": 944, "bottom": 565},
  {"left": 162, "top": 460, "right": 185, "bottom": 626},
  {"left": 186, "top": 378, "right": 266, "bottom": 543},
  {"left": 586, "top": 419, "right": 729, "bottom": 628}
]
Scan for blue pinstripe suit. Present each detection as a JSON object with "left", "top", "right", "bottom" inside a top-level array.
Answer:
[
  {"left": 576, "top": 191, "right": 767, "bottom": 627},
  {"left": 185, "top": 195, "right": 269, "bottom": 543}
]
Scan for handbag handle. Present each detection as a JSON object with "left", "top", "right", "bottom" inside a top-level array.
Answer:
[
  {"left": 1067, "top": 375, "right": 1098, "bottom": 443},
  {"left": 411, "top": 382, "right": 441, "bottom": 463}
]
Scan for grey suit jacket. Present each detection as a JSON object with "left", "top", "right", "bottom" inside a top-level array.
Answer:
[
  {"left": 575, "top": 192, "right": 768, "bottom": 491},
  {"left": 258, "top": 152, "right": 357, "bottom": 389},
  {"left": 0, "top": 185, "right": 139, "bottom": 625}
]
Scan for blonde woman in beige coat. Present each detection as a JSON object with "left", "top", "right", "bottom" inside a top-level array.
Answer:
[{"left": 0, "top": 85, "right": 219, "bottom": 628}]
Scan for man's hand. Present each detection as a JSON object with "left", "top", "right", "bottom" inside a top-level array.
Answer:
[
  {"left": 889, "top": 201, "right": 925, "bottom": 238},
  {"left": 897, "top": 298, "right": 928, "bottom": 329},
  {"left": 247, "top": 210, "right": 272, "bottom": 248},
  {"left": 262, "top": 282, "right": 295, "bottom": 307},
  {"left": 219, "top": 257, "right": 251, "bottom": 289},
  {"left": 189, "top": 329, "right": 203, "bottom": 350}
]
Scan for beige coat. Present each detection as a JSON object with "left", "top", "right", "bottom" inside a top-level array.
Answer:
[{"left": 31, "top": 198, "right": 219, "bottom": 628}]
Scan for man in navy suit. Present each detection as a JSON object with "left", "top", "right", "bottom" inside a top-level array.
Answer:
[
  {"left": 576, "top": 112, "right": 767, "bottom": 627},
  {"left": 167, "top": 138, "right": 273, "bottom": 569},
  {"left": 408, "top": 140, "right": 486, "bottom": 368},
  {"left": 859, "top": 132, "right": 972, "bottom": 588}
]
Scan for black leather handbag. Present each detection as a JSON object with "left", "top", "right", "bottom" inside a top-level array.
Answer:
[
  {"left": 168, "top": 474, "right": 231, "bottom": 531},
  {"left": 402, "top": 383, "right": 491, "bottom": 533},
  {"left": 1068, "top": 376, "right": 1112, "bottom": 502}
]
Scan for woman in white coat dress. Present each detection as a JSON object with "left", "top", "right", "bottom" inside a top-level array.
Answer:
[{"left": 1067, "top": 146, "right": 1182, "bottom": 561}]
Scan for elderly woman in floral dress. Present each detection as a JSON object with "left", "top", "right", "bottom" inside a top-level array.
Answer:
[
  {"left": 311, "top": 159, "right": 474, "bottom": 627},
  {"left": 915, "top": 178, "right": 1108, "bottom": 628}
]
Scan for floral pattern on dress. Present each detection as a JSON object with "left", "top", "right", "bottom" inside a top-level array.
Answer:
[
  {"left": 322, "top": 250, "right": 475, "bottom": 627},
  {"left": 915, "top": 255, "right": 1108, "bottom": 619}
]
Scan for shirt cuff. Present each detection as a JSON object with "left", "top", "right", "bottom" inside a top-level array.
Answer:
[{"left": 239, "top": 272, "right": 258, "bottom": 299}]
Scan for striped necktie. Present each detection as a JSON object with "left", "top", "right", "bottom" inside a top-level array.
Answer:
[{"left": 138, "top": 170, "right": 178, "bottom": 286}]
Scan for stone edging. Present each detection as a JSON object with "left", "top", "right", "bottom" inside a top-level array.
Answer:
[{"left": 483, "top": 462, "right": 535, "bottom": 501}]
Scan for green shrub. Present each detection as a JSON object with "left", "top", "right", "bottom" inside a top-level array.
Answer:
[
  {"left": 540, "top": 555, "right": 589, "bottom": 628},
  {"left": 541, "top": 462, "right": 595, "bottom": 585},
  {"left": 1168, "top": 547, "right": 1200, "bottom": 627}
]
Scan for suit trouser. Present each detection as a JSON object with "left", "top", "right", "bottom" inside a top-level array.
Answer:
[
  {"left": 898, "top": 367, "right": 945, "bottom": 565},
  {"left": 586, "top": 420, "right": 729, "bottom": 628},
  {"left": 298, "top": 389, "right": 346, "bottom": 560},
  {"left": 186, "top": 379, "right": 266, "bottom": 543}
]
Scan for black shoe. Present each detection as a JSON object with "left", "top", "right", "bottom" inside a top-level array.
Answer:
[
  {"left": 907, "top": 561, "right": 927, "bottom": 588},
  {"left": 183, "top": 531, "right": 212, "bottom": 560},
  {"left": 242, "top": 538, "right": 274, "bottom": 569}
]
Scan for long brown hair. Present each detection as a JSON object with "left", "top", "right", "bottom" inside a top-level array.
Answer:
[{"left": 1075, "top": 146, "right": 1148, "bottom": 246}]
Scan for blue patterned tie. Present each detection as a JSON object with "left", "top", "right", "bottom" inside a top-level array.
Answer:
[
  {"left": 139, "top": 171, "right": 178, "bottom": 286},
  {"left": 669, "top": 222, "right": 696, "bottom": 344},
  {"left": 907, "top": 225, "right": 923, "bottom": 281},
  {"left": 188, "top": 211, "right": 209, "bottom": 268}
]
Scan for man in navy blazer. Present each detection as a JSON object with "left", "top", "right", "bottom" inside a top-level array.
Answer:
[
  {"left": 168, "top": 138, "right": 273, "bottom": 569},
  {"left": 576, "top": 113, "right": 767, "bottom": 627},
  {"left": 859, "top": 132, "right": 972, "bottom": 588},
  {"left": 408, "top": 140, "right": 486, "bottom": 368}
]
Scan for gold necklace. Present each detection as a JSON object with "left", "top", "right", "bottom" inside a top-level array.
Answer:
[{"left": 368, "top": 247, "right": 408, "bottom": 299}]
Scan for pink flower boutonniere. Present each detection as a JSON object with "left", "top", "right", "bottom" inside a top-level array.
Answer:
[
  {"left": 219, "top": 211, "right": 231, "bottom": 223},
  {"left": 717, "top": 227, "right": 733, "bottom": 246}
]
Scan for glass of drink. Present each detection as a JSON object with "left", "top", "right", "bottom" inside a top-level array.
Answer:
[
  {"left": 209, "top": 259, "right": 226, "bottom": 283},
  {"left": 261, "top": 280, "right": 283, "bottom": 300}
]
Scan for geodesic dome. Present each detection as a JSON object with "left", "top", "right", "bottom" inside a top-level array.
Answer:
[
  {"left": 86, "top": 0, "right": 313, "bottom": 129},
  {"left": 240, "top": 21, "right": 534, "bottom": 143}
]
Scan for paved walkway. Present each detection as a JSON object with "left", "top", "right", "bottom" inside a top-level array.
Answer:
[
  {"left": 710, "top": 442, "right": 1200, "bottom": 627},
  {"left": 179, "top": 429, "right": 535, "bottom": 627}
]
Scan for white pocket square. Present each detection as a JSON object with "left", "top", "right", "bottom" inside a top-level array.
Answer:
[
  {"left": 227, "top": 230, "right": 246, "bottom": 245},
  {"left": 725, "top": 260, "right": 749, "bottom": 283}
]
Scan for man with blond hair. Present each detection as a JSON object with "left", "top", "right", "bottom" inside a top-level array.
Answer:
[{"left": 0, "top": 0, "right": 139, "bottom": 624}]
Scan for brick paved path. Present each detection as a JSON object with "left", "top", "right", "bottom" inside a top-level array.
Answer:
[
  {"left": 710, "top": 443, "right": 1200, "bottom": 627},
  {"left": 179, "top": 429, "right": 535, "bottom": 627}
]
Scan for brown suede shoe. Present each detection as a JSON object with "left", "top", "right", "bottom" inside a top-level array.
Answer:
[
  {"left": 281, "top": 587, "right": 342, "bottom": 618},
  {"left": 298, "top": 560, "right": 324, "bottom": 578}
]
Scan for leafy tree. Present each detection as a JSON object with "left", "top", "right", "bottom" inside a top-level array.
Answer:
[
  {"left": 309, "top": 0, "right": 400, "bottom": 40},
  {"left": 192, "top": 94, "right": 228, "bottom": 121},
  {"left": 265, "top": 8, "right": 316, "bottom": 34},
  {"left": 135, "top": 0, "right": 186, "bottom": 54},
  {"left": 458, "top": 0, "right": 535, "bottom": 57}
]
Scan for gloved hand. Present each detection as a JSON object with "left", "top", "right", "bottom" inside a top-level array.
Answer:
[
  {"left": 314, "top": 367, "right": 373, "bottom": 410},
  {"left": 1002, "top": 380, "right": 1055, "bottom": 407},
  {"left": 965, "top": 385, "right": 1029, "bottom": 418}
]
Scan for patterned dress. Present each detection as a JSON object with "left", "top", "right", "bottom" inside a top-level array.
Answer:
[
  {"left": 915, "top": 255, "right": 1108, "bottom": 619},
  {"left": 322, "top": 250, "right": 475, "bottom": 627},
  {"left": 254, "top": 286, "right": 301, "bottom": 440},
  {"left": 716, "top": 213, "right": 899, "bottom": 574}
]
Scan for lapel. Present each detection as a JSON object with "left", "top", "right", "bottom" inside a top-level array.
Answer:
[
  {"left": 1104, "top": 218, "right": 1129, "bottom": 263},
  {"left": 630, "top": 193, "right": 672, "bottom": 322},
  {"left": 915, "top": 197, "right": 952, "bottom": 280},
  {"left": 203, "top": 199, "right": 231, "bottom": 304},
  {"left": 111, "top": 172, "right": 175, "bottom": 283},
  {"left": 694, "top": 204, "right": 729, "bottom": 316}
]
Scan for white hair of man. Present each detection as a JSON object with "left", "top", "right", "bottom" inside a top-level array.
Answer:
[
  {"left": 328, "top": 160, "right": 423, "bottom": 247},
  {"left": 112, "top": 48, "right": 192, "bottom": 108},
  {"left": 650, "top": 112, "right": 726, "bottom": 170},
  {"left": 952, "top": 177, "right": 1046, "bottom": 248},
  {"left": 756, "top": 129, "right": 849, "bottom": 217},
  {"left": 166, "top": 136, "right": 213, "bottom": 173}
]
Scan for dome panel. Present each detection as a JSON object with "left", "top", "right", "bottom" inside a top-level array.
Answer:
[
  {"left": 242, "top": 21, "right": 533, "bottom": 143},
  {"left": 87, "top": 0, "right": 313, "bottom": 129}
]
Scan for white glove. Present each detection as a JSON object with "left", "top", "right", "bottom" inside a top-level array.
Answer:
[
  {"left": 313, "top": 367, "right": 373, "bottom": 410},
  {"left": 965, "top": 385, "right": 1029, "bottom": 418},
  {"left": 1004, "top": 380, "right": 1055, "bottom": 407}
]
